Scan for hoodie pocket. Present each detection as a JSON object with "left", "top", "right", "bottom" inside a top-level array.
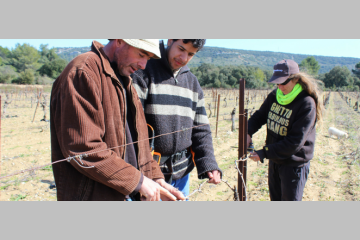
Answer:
[{"left": 292, "top": 167, "right": 302, "bottom": 180}]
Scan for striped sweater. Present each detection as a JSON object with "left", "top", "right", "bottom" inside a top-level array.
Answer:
[{"left": 131, "top": 40, "right": 221, "bottom": 181}]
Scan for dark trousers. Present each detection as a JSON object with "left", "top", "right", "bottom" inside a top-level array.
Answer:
[{"left": 268, "top": 160, "right": 310, "bottom": 201}]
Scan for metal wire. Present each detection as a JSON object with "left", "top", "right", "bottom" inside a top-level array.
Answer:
[
  {"left": 0, "top": 120, "right": 225, "bottom": 181},
  {"left": 184, "top": 155, "right": 249, "bottom": 201},
  {"left": 235, "top": 154, "right": 249, "bottom": 201},
  {"left": 1, "top": 111, "right": 253, "bottom": 202}
]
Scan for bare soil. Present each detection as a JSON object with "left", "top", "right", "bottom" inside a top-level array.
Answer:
[
  {"left": 1, "top": 88, "right": 360, "bottom": 201},
  {"left": 188, "top": 89, "right": 360, "bottom": 201}
]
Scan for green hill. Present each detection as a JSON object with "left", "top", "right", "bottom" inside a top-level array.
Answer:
[{"left": 56, "top": 45, "right": 360, "bottom": 74}]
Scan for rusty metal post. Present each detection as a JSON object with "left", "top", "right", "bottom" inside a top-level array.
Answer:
[
  {"left": 238, "top": 78, "right": 246, "bottom": 201},
  {"left": 216, "top": 94, "right": 220, "bottom": 138},
  {"left": 242, "top": 109, "right": 248, "bottom": 200}
]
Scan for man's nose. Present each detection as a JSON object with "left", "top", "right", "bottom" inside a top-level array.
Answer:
[
  {"left": 138, "top": 58, "right": 147, "bottom": 70},
  {"left": 179, "top": 52, "right": 188, "bottom": 63}
]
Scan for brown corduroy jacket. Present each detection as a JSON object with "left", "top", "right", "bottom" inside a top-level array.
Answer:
[{"left": 50, "top": 41, "right": 164, "bottom": 201}]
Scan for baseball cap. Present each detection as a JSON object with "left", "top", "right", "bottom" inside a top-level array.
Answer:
[
  {"left": 268, "top": 59, "right": 299, "bottom": 84},
  {"left": 123, "top": 39, "right": 161, "bottom": 59}
]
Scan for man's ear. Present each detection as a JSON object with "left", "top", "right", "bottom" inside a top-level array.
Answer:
[
  {"left": 116, "top": 39, "right": 123, "bottom": 47},
  {"left": 167, "top": 39, "right": 173, "bottom": 46}
]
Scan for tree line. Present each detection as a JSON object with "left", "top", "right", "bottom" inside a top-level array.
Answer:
[
  {"left": 190, "top": 64, "right": 273, "bottom": 89},
  {"left": 189, "top": 46, "right": 360, "bottom": 74},
  {"left": 191, "top": 56, "right": 360, "bottom": 91},
  {"left": 1, "top": 43, "right": 360, "bottom": 92},
  {"left": 0, "top": 44, "right": 68, "bottom": 85}
]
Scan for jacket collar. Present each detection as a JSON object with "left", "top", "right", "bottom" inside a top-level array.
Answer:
[
  {"left": 159, "top": 40, "right": 190, "bottom": 75},
  {"left": 91, "top": 40, "right": 132, "bottom": 85}
]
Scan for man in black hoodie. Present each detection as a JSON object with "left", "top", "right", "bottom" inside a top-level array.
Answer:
[
  {"left": 131, "top": 39, "right": 222, "bottom": 198},
  {"left": 247, "top": 59, "right": 320, "bottom": 201}
]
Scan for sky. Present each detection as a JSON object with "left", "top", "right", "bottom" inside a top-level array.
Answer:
[{"left": 1, "top": 39, "right": 360, "bottom": 59}]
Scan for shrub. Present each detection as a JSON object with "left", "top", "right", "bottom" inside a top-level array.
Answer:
[
  {"left": 13, "top": 69, "right": 35, "bottom": 84},
  {"left": 36, "top": 75, "right": 54, "bottom": 85},
  {"left": 0, "top": 65, "right": 18, "bottom": 83}
]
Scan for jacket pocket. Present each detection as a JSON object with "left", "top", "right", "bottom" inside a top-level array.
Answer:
[{"left": 77, "top": 175, "right": 93, "bottom": 201}]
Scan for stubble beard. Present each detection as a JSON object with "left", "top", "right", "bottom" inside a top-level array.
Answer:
[{"left": 112, "top": 51, "right": 127, "bottom": 77}]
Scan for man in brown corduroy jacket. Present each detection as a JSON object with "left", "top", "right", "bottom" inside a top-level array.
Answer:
[{"left": 50, "top": 39, "right": 185, "bottom": 201}]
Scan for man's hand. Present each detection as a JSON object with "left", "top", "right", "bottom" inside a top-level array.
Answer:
[
  {"left": 139, "top": 176, "right": 161, "bottom": 201},
  {"left": 207, "top": 170, "right": 221, "bottom": 184},
  {"left": 154, "top": 178, "right": 186, "bottom": 201},
  {"left": 247, "top": 134, "right": 252, "bottom": 148},
  {"left": 249, "top": 152, "right": 260, "bottom": 162}
]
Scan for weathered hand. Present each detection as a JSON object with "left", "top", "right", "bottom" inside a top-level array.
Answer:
[
  {"left": 207, "top": 170, "right": 221, "bottom": 184},
  {"left": 154, "top": 178, "right": 186, "bottom": 201},
  {"left": 249, "top": 152, "right": 260, "bottom": 162},
  {"left": 139, "top": 176, "right": 161, "bottom": 201}
]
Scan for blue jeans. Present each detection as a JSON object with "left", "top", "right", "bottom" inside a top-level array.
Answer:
[{"left": 171, "top": 173, "right": 190, "bottom": 198}]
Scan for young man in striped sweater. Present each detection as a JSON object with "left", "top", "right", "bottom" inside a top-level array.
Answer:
[{"left": 132, "top": 39, "right": 222, "bottom": 198}]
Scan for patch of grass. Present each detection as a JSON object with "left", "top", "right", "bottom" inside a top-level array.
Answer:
[
  {"left": 321, "top": 169, "right": 330, "bottom": 177},
  {"left": 318, "top": 160, "right": 329, "bottom": 166},
  {"left": 8, "top": 145, "right": 21, "bottom": 150},
  {"left": 41, "top": 165, "right": 53, "bottom": 171},
  {"left": 17, "top": 153, "right": 31, "bottom": 158},
  {"left": 326, "top": 196, "right": 335, "bottom": 201},
  {"left": 247, "top": 181, "right": 258, "bottom": 187},
  {"left": 316, "top": 181, "right": 326, "bottom": 188},
  {"left": 0, "top": 184, "right": 11, "bottom": 190},
  {"left": 12, "top": 177, "right": 21, "bottom": 187},
  {"left": 216, "top": 192, "right": 224, "bottom": 196},
  {"left": 219, "top": 161, "right": 234, "bottom": 170},
  {"left": 10, "top": 194, "right": 27, "bottom": 201},
  {"left": 252, "top": 167, "right": 266, "bottom": 177}
]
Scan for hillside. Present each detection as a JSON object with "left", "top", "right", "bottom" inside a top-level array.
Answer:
[{"left": 55, "top": 44, "right": 360, "bottom": 74}]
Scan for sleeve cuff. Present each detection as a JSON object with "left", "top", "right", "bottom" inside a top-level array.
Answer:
[
  {"left": 131, "top": 173, "right": 144, "bottom": 195},
  {"left": 256, "top": 149, "right": 266, "bottom": 162},
  {"left": 198, "top": 168, "right": 223, "bottom": 180}
]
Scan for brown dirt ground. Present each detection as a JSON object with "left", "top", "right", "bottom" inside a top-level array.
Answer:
[
  {"left": 188, "top": 89, "right": 360, "bottom": 201},
  {"left": 1, "top": 88, "right": 360, "bottom": 201}
]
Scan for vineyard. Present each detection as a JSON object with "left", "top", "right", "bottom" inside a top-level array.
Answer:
[{"left": 1, "top": 84, "right": 360, "bottom": 201}]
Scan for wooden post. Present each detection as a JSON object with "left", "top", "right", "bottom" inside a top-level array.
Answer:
[
  {"left": 32, "top": 92, "right": 42, "bottom": 122},
  {"left": 231, "top": 108, "right": 236, "bottom": 132},
  {"left": 216, "top": 94, "right": 220, "bottom": 138},
  {"left": 214, "top": 91, "right": 217, "bottom": 117},
  {"left": 207, "top": 103, "right": 212, "bottom": 118}
]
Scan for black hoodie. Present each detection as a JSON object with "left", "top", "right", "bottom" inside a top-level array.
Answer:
[{"left": 248, "top": 89, "right": 317, "bottom": 167}]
